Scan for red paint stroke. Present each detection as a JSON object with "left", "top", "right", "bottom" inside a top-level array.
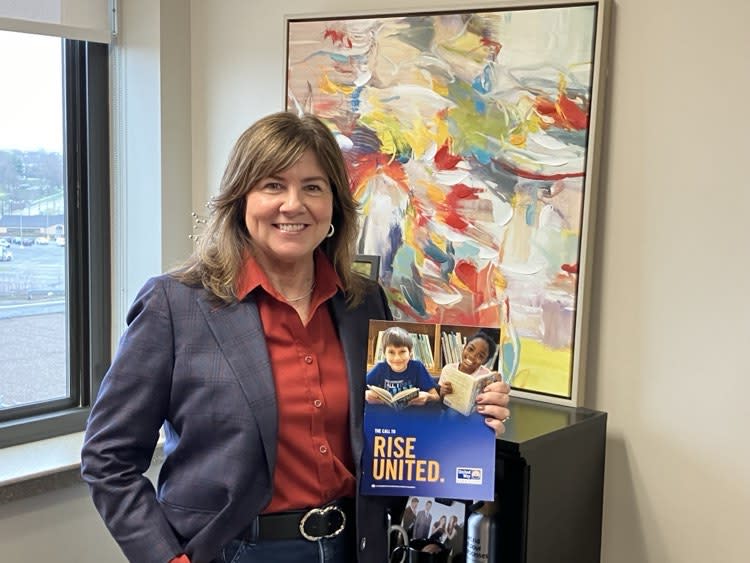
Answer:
[
  {"left": 439, "top": 183, "right": 482, "bottom": 232},
  {"left": 409, "top": 196, "right": 431, "bottom": 228},
  {"left": 557, "top": 94, "right": 588, "bottom": 130},
  {"left": 444, "top": 211, "right": 468, "bottom": 231},
  {"left": 323, "top": 28, "right": 352, "bottom": 48},
  {"left": 454, "top": 260, "right": 479, "bottom": 292},
  {"left": 534, "top": 93, "right": 588, "bottom": 131},
  {"left": 535, "top": 97, "right": 557, "bottom": 118},
  {"left": 434, "top": 143, "right": 462, "bottom": 170},
  {"left": 446, "top": 183, "right": 481, "bottom": 204},
  {"left": 348, "top": 153, "right": 409, "bottom": 194},
  {"left": 561, "top": 262, "right": 578, "bottom": 275},
  {"left": 480, "top": 37, "right": 503, "bottom": 58},
  {"left": 494, "top": 158, "right": 584, "bottom": 181}
]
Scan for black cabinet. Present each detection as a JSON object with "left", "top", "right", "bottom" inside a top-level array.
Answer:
[{"left": 488, "top": 398, "right": 607, "bottom": 563}]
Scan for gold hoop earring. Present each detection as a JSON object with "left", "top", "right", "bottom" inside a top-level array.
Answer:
[{"left": 326, "top": 224, "right": 335, "bottom": 238}]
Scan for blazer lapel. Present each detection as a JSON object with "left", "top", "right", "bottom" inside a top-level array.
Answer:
[
  {"left": 330, "top": 292, "right": 369, "bottom": 467},
  {"left": 197, "top": 294, "right": 277, "bottom": 478}
]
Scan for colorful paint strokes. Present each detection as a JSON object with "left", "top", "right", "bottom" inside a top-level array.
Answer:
[{"left": 287, "top": 5, "right": 601, "bottom": 400}]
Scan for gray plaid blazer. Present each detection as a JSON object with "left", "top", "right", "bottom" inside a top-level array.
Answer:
[{"left": 81, "top": 274, "right": 393, "bottom": 563}]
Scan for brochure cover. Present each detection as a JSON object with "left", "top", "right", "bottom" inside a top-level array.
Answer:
[{"left": 361, "top": 320, "right": 498, "bottom": 500}]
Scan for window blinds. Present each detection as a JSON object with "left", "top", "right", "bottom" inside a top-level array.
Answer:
[{"left": 0, "top": 0, "right": 112, "bottom": 43}]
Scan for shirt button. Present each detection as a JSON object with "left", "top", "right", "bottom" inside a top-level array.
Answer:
[
  {"left": 313, "top": 399, "right": 322, "bottom": 408},
  {"left": 304, "top": 355, "right": 313, "bottom": 364},
  {"left": 319, "top": 445, "right": 328, "bottom": 454}
]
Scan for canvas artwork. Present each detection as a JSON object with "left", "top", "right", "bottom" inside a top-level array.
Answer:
[{"left": 286, "top": 1, "right": 609, "bottom": 404}]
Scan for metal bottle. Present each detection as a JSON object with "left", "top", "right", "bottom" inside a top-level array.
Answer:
[{"left": 465, "top": 500, "right": 498, "bottom": 563}]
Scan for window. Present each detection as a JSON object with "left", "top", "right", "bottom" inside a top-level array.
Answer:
[{"left": 0, "top": 31, "right": 110, "bottom": 448}]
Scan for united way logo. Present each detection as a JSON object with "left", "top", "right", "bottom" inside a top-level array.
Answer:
[{"left": 455, "top": 467, "right": 483, "bottom": 485}]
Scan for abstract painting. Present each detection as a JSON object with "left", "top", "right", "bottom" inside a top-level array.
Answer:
[{"left": 286, "top": 1, "right": 609, "bottom": 404}]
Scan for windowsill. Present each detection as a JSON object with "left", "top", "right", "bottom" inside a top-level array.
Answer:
[
  {"left": 0, "top": 432, "right": 85, "bottom": 504},
  {"left": 0, "top": 432, "right": 164, "bottom": 505}
]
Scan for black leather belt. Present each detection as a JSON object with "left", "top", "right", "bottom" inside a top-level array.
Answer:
[{"left": 239, "top": 499, "right": 354, "bottom": 543}]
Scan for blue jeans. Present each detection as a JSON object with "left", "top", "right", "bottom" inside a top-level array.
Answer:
[{"left": 215, "top": 532, "right": 354, "bottom": 563}]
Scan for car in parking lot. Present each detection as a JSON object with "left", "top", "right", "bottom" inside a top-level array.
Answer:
[
  {"left": 0, "top": 247, "right": 13, "bottom": 261},
  {"left": 0, "top": 239, "right": 9, "bottom": 248}
]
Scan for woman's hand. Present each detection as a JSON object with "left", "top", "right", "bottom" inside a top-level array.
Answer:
[{"left": 476, "top": 380, "right": 511, "bottom": 436}]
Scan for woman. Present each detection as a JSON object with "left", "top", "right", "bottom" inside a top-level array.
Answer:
[
  {"left": 443, "top": 515, "right": 461, "bottom": 554},
  {"left": 80, "top": 112, "right": 511, "bottom": 563},
  {"left": 429, "top": 515, "right": 447, "bottom": 543}
]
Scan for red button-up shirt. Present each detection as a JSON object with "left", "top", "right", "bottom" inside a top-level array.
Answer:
[{"left": 236, "top": 251, "right": 356, "bottom": 513}]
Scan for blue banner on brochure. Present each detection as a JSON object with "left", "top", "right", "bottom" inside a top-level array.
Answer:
[{"left": 360, "top": 404, "right": 496, "bottom": 500}]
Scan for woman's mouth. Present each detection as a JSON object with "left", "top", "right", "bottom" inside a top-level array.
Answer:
[{"left": 275, "top": 223, "right": 307, "bottom": 232}]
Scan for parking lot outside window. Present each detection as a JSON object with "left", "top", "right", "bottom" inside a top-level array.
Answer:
[{"left": 0, "top": 31, "right": 110, "bottom": 448}]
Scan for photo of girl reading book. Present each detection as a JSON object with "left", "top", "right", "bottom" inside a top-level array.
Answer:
[
  {"left": 439, "top": 332, "right": 499, "bottom": 416},
  {"left": 365, "top": 326, "right": 439, "bottom": 409}
]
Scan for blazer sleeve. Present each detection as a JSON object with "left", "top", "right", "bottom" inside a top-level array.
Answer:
[{"left": 81, "top": 277, "right": 183, "bottom": 563}]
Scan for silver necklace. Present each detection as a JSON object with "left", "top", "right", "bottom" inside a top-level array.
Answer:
[{"left": 280, "top": 282, "right": 316, "bottom": 303}]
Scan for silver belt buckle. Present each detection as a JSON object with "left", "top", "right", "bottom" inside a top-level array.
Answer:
[{"left": 298, "top": 504, "right": 347, "bottom": 541}]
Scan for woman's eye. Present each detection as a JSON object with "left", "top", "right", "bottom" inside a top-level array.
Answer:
[
  {"left": 305, "top": 184, "right": 324, "bottom": 192},
  {"left": 263, "top": 182, "right": 283, "bottom": 191}
]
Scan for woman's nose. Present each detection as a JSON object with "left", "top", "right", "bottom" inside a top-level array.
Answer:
[{"left": 280, "top": 186, "right": 304, "bottom": 211}]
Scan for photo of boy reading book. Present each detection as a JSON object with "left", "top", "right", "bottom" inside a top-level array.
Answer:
[
  {"left": 365, "top": 326, "right": 439, "bottom": 410},
  {"left": 439, "top": 332, "right": 498, "bottom": 416}
]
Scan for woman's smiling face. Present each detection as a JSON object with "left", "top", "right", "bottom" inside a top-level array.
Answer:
[{"left": 244, "top": 149, "right": 333, "bottom": 268}]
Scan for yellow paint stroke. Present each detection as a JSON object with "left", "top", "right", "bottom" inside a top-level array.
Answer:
[
  {"left": 493, "top": 267, "right": 507, "bottom": 293},
  {"left": 432, "top": 77, "right": 449, "bottom": 97},
  {"left": 360, "top": 110, "right": 410, "bottom": 160},
  {"left": 403, "top": 119, "right": 435, "bottom": 160},
  {"left": 440, "top": 31, "right": 487, "bottom": 64},
  {"left": 424, "top": 182, "right": 445, "bottom": 204},
  {"left": 319, "top": 74, "right": 355, "bottom": 95},
  {"left": 512, "top": 337, "right": 572, "bottom": 397}
]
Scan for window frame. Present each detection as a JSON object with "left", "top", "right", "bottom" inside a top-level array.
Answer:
[{"left": 0, "top": 38, "right": 110, "bottom": 448}]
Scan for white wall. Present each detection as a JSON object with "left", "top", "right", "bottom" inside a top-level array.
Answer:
[
  {"left": 588, "top": 0, "right": 750, "bottom": 560},
  {"left": 0, "top": 483, "right": 126, "bottom": 562},
  {"left": 189, "top": 0, "right": 750, "bottom": 562},
  {"left": 111, "top": 0, "right": 192, "bottom": 331}
]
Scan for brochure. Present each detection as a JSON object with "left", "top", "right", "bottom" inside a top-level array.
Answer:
[{"left": 361, "top": 320, "right": 497, "bottom": 501}]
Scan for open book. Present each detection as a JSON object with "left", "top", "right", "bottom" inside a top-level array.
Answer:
[
  {"left": 440, "top": 366, "right": 496, "bottom": 416},
  {"left": 367, "top": 385, "right": 419, "bottom": 410}
]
